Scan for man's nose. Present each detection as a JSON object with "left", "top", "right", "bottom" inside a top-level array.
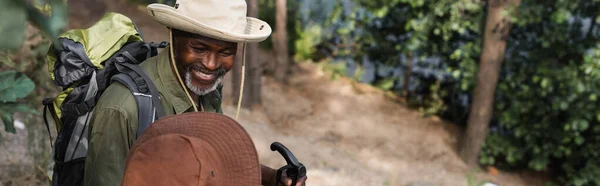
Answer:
[{"left": 203, "top": 53, "right": 219, "bottom": 71}]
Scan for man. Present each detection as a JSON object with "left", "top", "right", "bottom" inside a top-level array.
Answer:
[{"left": 83, "top": 0, "right": 307, "bottom": 185}]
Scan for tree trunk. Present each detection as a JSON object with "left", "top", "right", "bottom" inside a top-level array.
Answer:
[
  {"left": 274, "top": 0, "right": 288, "bottom": 83},
  {"left": 247, "top": 0, "right": 261, "bottom": 107},
  {"left": 231, "top": 0, "right": 260, "bottom": 109},
  {"left": 459, "top": 0, "right": 521, "bottom": 167}
]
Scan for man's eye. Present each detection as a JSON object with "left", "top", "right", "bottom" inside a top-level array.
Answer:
[
  {"left": 193, "top": 47, "right": 207, "bottom": 52},
  {"left": 220, "top": 51, "right": 235, "bottom": 57}
]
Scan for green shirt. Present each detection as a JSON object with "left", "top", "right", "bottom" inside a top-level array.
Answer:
[{"left": 83, "top": 48, "right": 223, "bottom": 186}]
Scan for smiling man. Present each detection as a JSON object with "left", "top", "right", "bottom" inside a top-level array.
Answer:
[
  {"left": 83, "top": 0, "right": 307, "bottom": 186},
  {"left": 174, "top": 29, "right": 233, "bottom": 99}
]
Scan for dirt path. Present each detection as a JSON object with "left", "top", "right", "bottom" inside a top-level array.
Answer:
[{"left": 220, "top": 61, "right": 548, "bottom": 186}]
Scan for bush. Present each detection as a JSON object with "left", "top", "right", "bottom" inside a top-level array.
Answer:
[
  {"left": 481, "top": 43, "right": 600, "bottom": 185},
  {"left": 477, "top": 2, "right": 600, "bottom": 185}
]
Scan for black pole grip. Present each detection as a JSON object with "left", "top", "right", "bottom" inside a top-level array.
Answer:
[{"left": 270, "top": 142, "right": 307, "bottom": 185}]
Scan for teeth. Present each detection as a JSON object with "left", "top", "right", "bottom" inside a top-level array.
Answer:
[{"left": 198, "top": 71, "right": 214, "bottom": 79}]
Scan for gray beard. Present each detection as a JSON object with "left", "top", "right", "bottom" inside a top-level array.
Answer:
[{"left": 185, "top": 70, "right": 223, "bottom": 96}]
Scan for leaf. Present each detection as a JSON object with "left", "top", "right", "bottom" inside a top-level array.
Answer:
[
  {"left": 574, "top": 136, "right": 585, "bottom": 145},
  {"left": 576, "top": 82, "right": 585, "bottom": 93},
  {"left": 461, "top": 81, "right": 469, "bottom": 91},
  {"left": 506, "top": 153, "right": 516, "bottom": 163},
  {"left": 533, "top": 146, "right": 541, "bottom": 154},
  {"left": 559, "top": 101, "right": 568, "bottom": 110},
  {"left": 26, "top": 0, "right": 68, "bottom": 44},
  {"left": 542, "top": 40, "right": 550, "bottom": 48},
  {"left": 480, "top": 156, "right": 494, "bottom": 165},
  {"left": 551, "top": 9, "right": 571, "bottom": 24},
  {"left": 7, "top": 103, "right": 38, "bottom": 115},
  {"left": 451, "top": 23, "right": 459, "bottom": 30},
  {"left": 451, "top": 70, "right": 461, "bottom": 78},
  {"left": 541, "top": 78, "right": 550, "bottom": 89},
  {"left": 532, "top": 76, "right": 540, "bottom": 83},
  {"left": 487, "top": 157, "right": 495, "bottom": 165},
  {"left": 590, "top": 94, "right": 597, "bottom": 101},
  {"left": 578, "top": 120, "right": 589, "bottom": 131},
  {"left": 450, "top": 49, "right": 462, "bottom": 60},
  {"left": 374, "top": 7, "right": 389, "bottom": 18},
  {"left": 375, "top": 78, "right": 395, "bottom": 90},
  {"left": 0, "top": 0, "right": 27, "bottom": 49},
  {"left": 0, "top": 70, "right": 35, "bottom": 102},
  {"left": 529, "top": 158, "right": 548, "bottom": 171},
  {"left": 515, "top": 127, "right": 524, "bottom": 137}
]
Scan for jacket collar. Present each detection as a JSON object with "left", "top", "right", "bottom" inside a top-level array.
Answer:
[{"left": 156, "top": 48, "right": 194, "bottom": 114}]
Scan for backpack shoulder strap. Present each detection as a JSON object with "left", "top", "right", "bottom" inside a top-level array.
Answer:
[{"left": 111, "top": 63, "right": 165, "bottom": 137}]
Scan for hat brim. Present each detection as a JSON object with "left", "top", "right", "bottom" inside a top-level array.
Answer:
[
  {"left": 147, "top": 4, "right": 272, "bottom": 43},
  {"left": 127, "top": 112, "right": 261, "bottom": 185}
]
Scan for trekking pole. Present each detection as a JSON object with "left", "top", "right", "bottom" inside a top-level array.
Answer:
[{"left": 270, "top": 142, "right": 306, "bottom": 185}]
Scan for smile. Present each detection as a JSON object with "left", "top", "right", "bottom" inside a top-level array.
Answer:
[{"left": 192, "top": 70, "right": 217, "bottom": 83}]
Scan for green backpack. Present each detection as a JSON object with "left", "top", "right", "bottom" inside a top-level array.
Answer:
[{"left": 43, "top": 12, "right": 167, "bottom": 186}]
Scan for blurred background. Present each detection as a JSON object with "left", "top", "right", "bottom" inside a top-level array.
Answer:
[{"left": 1, "top": 0, "right": 599, "bottom": 185}]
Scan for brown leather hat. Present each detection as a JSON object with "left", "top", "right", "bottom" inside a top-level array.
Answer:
[{"left": 120, "top": 112, "right": 261, "bottom": 186}]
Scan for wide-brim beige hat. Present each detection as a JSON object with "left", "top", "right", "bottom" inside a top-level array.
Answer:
[{"left": 147, "top": 0, "right": 272, "bottom": 43}]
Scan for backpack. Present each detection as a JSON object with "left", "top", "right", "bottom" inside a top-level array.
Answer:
[{"left": 43, "top": 12, "right": 167, "bottom": 186}]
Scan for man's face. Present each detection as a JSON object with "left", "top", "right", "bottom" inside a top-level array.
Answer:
[{"left": 172, "top": 29, "right": 237, "bottom": 96}]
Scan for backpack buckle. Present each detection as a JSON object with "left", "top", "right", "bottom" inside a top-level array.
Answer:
[
  {"left": 70, "top": 99, "right": 96, "bottom": 116},
  {"left": 158, "top": 41, "right": 169, "bottom": 48},
  {"left": 74, "top": 103, "right": 89, "bottom": 116}
]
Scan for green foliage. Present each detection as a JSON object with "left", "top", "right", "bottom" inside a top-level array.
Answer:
[
  {"left": 336, "top": 0, "right": 484, "bottom": 116},
  {"left": 374, "top": 78, "right": 396, "bottom": 90},
  {"left": 0, "top": 70, "right": 38, "bottom": 143},
  {"left": 0, "top": 0, "right": 28, "bottom": 49},
  {"left": 476, "top": 1, "right": 600, "bottom": 185},
  {"left": 292, "top": 0, "right": 600, "bottom": 185},
  {"left": 420, "top": 81, "right": 448, "bottom": 117},
  {"left": 320, "top": 60, "right": 346, "bottom": 81},
  {"left": 0, "top": 70, "right": 35, "bottom": 102},
  {"left": 27, "top": 0, "right": 68, "bottom": 43},
  {"left": 0, "top": 0, "right": 67, "bottom": 143},
  {"left": 294, "top": 24, "right": 323, "bottom": 61},
  {"left": 0, "top": 0, "right": 67, "bottom": 50},
  {"left": 481, "top": 42, "right": 600, "bottom": 185}
]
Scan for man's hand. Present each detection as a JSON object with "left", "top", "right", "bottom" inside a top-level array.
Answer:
[
  {"left": 261, "top": 164, "right": 307, "bottom": 186},
  {"left": 276, "top": 168, "right": 307, "bottom": 186}
]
